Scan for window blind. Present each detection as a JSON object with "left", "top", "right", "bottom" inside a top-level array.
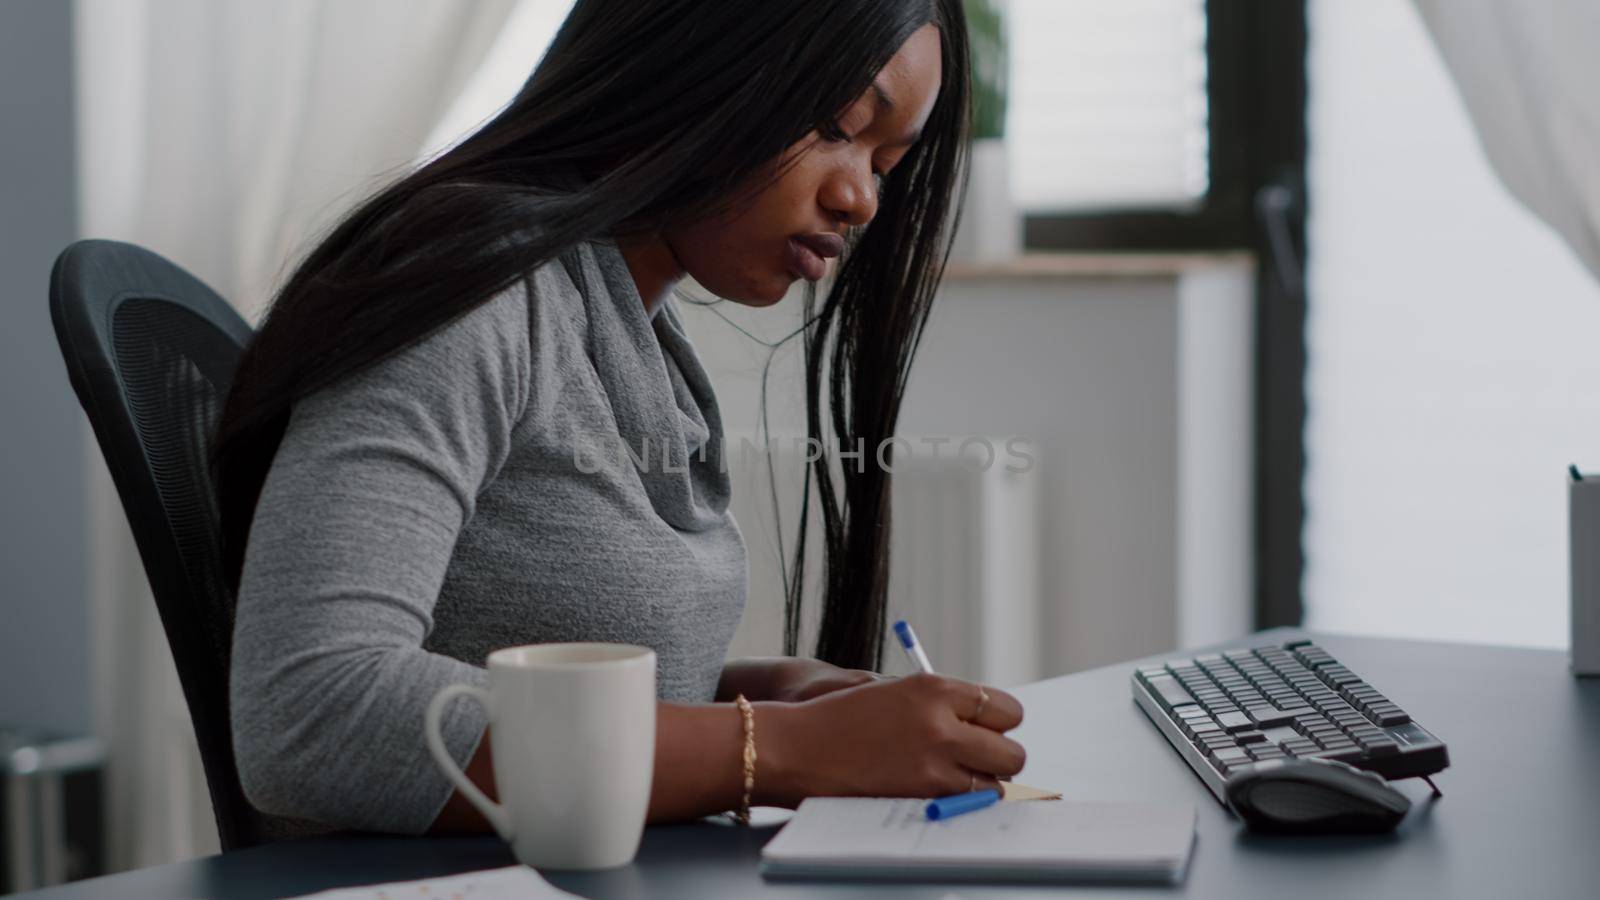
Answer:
[{"left": 1007, "top": 0, "right": 1209, "bottom": 213}]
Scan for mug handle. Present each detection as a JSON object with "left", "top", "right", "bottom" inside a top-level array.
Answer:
[{"left": 425, "top": 684, "right": 512, "bottom": 841}]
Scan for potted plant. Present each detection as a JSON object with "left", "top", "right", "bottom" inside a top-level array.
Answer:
[{"left": 952, "top": 0, "right": 1019, "bottom": 263}]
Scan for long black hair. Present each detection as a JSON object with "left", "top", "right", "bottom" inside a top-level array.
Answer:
[{"left": 214, "top": 0, "right": 972, "bottom": 672}]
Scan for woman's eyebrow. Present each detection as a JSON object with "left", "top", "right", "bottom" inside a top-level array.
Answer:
[{"left": 868, "top": 80, "right": 923, "bottom": 147}]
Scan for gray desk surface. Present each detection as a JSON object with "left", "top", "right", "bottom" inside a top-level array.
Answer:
[{"left": 22, "top": 630, "right": 1600, "bottom": 898}]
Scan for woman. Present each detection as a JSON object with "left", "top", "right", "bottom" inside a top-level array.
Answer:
[{"left": 217, "top": 0, "right": 1026, "bottom": 835}]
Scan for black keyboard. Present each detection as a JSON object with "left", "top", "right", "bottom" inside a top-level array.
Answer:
[{"left": 1131, "top": 639, "right": 1450, "bottom": 802}]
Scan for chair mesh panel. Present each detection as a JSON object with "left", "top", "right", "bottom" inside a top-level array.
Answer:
[
  {"left": 111, "top": 298, "right": 237, "bottom": 670},
  {"left": 110, "top": 297, "right": 333, "bottom": 845}
]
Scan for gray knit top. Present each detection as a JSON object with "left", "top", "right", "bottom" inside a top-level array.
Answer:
[{"left": 229, "top": 237, "right": 748, "bottom": 834}]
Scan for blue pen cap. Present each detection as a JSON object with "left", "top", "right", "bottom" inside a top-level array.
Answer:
[
  {"left": 925, "top": 789, "right": 1000, "bottom": 821},
  {"left": 893, "top": 620, "right": 915, "bottom": 649}
]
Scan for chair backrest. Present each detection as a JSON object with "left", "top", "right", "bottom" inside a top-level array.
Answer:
[{"left": 49, "top": 240, "right": 326, "bottom": 849}]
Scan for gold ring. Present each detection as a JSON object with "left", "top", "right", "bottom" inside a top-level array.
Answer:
[{"left": 972, "top": 686, "right": 990, "bottom": 722}]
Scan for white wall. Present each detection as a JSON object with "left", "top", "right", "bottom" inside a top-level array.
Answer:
[
  {"left": 1305, "top": 0, "right": 1600, "bottom": 648},
  {"left": 0, "top": 0, "right": 91, "bottom": 736}
]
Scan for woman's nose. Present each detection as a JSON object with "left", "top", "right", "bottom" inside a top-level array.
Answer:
[{"left": 821, "top": 171, "right": 878, "bottom": 229}]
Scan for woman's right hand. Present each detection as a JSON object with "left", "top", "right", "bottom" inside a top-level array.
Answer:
[{"left": 757, "top": 673, "right": 1026, "bottom": 806}]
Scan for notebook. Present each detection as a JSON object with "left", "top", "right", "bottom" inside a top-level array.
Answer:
[{"left": 760, "top": 797, "right": 1196, "bottom": 884}]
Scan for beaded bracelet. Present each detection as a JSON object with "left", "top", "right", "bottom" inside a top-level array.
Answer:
[{"left": 731, "top": 694, "right": 756, "bottom": 825}]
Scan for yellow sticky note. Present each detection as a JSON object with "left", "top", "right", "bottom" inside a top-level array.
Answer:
[{"left": 999, "top": 781, "right": 1062, "bottom": 801}]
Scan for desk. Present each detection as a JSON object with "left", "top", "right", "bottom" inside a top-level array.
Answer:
[{"left": 21, "top": 631, "right": 1600, "bottom": 898}]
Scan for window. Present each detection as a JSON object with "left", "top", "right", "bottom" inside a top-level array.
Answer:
[{"left": 1008, "top": 0, "right": 1209, "bottom": 214}]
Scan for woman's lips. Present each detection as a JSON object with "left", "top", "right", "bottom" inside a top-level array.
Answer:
[
  {"left": 787, "top": 239, "right": 827, "bottom": 281},
  {"left": 786, "top": 233, "right": 844, "bottom": 282}
]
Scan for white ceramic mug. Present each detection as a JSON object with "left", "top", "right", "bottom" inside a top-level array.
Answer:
[{"left": 425, "top": 643, "right": 657, "bottom": 869}]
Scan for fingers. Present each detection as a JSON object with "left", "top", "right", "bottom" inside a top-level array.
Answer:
[
  {"left": 970, "top": 771, "right": 1005, "bottom": 794},
  {"left": 912, "top": 674, "right": 1023, "bottom": 732},
  {"left": 893, "top": 673, "right": 1024, "bottom": 735},
  {"left": 967, "top": 686, "right": 1023, "bottom": 732},
  {"left": 951, "top": 725, "right": 1027, "bottom": 779},
  {"left": 929, "top": 766, "right": 1005, "bottom": 797}
]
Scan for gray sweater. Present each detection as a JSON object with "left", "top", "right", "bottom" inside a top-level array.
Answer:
[{"left": 230, "top": 238, "right": 748, "bottom": 834}]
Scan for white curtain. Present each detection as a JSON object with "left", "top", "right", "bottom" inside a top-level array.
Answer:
[
  {"left": 73, "top": 0, "right": 518, "bottom": 869},
  {"left": 1413, "top": 0, "right": 1600, "bottom": 281}
]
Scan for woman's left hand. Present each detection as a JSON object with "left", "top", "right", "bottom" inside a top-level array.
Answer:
[
  {"left": 718, "top": 656, "right": 882, "bottom": 703},
  {"left": 766, "top": 658, "right": 882, "bottom": 703}
]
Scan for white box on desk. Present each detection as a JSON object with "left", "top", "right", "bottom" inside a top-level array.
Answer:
[{"left": 1570, "top": 475, "right": 1600, "bottom": 676}]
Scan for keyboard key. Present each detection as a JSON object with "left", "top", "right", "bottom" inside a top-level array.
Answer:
[
  {"left": 1218, "top": 758, "right": 1264, "bottom": 776},
  {"left": 1259, "top": 724, "right": 1299, "bottom": 743},
  {"left": 1291, "top": 717, "right": 1324, "bottom": 737},
  {"left": 1234, "top": 731, "right": 1267, "bottom": 744},
  {"left": 1304, "top": 746, "right": 1363, "bottom": 763},
  {"left": 1322, "top": 670, "right": 1363, "bottom": 689},
  {"left": 1370, "top": 707, "right": 1411, "bottom": 727},
  {"left": 1293, "top": 718, "right": 1325, "bottom": 736},
  {"left": 1209, "top": 746, "right": 1250, "bottom": 765},
  {"left": 1144, "top": 675, "right": 1198, "bottom": 710},
  {"left": 1360, "top": 738, "right": 1400, "bottom": 757},
  {"left": 1215, "top": 711, "right": 1253, "bottom": 732},
  {"left": 1246, "top": 706, "right": 1305, "bottom": 727}
]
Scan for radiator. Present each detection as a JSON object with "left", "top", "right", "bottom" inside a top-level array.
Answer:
[{"left": 723, "top": 435, "right": 1042, "bottom": 687}]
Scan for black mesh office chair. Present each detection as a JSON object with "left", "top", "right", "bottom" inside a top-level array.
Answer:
[{"left": 49, "top": 240, "right": 327, "bottom": 849}]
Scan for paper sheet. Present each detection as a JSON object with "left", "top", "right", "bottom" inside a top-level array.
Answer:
[{"left": 287, "top": 865, "right": 584, "bottom": 899}]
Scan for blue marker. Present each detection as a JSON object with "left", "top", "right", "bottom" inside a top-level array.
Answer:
[
  {"left": 925, "top": 789, "right": 1001, "bottom": 821},
  {"left": 893, "top": 619, "right": 935, "bottom": 673}
]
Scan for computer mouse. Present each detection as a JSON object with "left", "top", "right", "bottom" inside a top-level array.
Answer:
[{"left": 1224, "top": 758, "right": 1411, "bottom": 834}]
